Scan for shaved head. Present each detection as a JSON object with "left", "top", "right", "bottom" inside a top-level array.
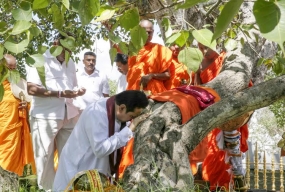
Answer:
[
  {"left": 139, "top": 20, "right": 153, "bottom": 29},
  {"left": 139, "top": 20, "right": 154, "bottom": 44},
  {"left": 3, "top": 54, "right": 17, "bottom": 70}
]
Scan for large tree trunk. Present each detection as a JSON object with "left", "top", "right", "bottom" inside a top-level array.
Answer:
[
  {"left": 0, "top": 166, "right": 19, "bottom": 192},
  {"left": 120, "top": 1, "right": 281, "bottom": 191}
]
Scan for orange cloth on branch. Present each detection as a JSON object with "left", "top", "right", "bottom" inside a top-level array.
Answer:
[
  {"left": 0, "top": 80, "right": 36, "bottom": 176},
  {"left": 164, "top": 57, "right": 190, "bottom": 90},
  {"left": 126, "top": 42, "right": 172, "bottom": 94},
  {"left": 118, "top": 87, "right": 220, "bottom": 178}
]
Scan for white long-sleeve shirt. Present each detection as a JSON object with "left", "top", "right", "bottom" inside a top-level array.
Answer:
[{"left": 53, "top": 98, "right": 132, "bottom": 191}]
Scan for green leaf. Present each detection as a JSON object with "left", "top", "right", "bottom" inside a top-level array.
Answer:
[
  {"left": 0, "top": 84, "right": 4, "bottom": 101},
  {"left": 119, "top": 8, "right": 140, "bottom": 30},
  {"left": 33, "top": 0, "right": 49, "bottom": 10},
  {"left": 0, "top": 22, "right": 7, "bottom": 32},
  {"left": 12, "top": 5, "right": 32, "bottom": 21},
  {"left": 62, "top": 0, "right": 70, "bottom": 9},
  {"left": 29, "top": 26, "right": 41, "bottom": 37},
  {"left": 4, "top": 39, "right": 29, "bottom": 54},
  {"left": 178, "top": 47, "right": 203, "bottom": 72},
  {"left": 273, "top": 60, "right": 284, "bottom": 74},
  {"left": 36, "top": 66, "right": 46, "bottom": 88},
  {"left": 50, "top": 46, "right": 63, "bottom": 57},
  {"left": 60, "top": 37, "right": 76, "bottom": 51},
  {"left": 65, "top": 50, "right": 70, "bottom": 65},
  {"left": 0, "top": 45, "right": 4, "bottom": 60},
  {"left": 39, "top": 46, "right": 48, "bottom": 54},
  {"left": 108, "top": 32, "right": 121, "bottom": 44},
  {"left": 192, "top": 29, "right": 217, "bottom": 51},
  {"left": 11, "top": 20, "right": 32, "bottom": 35},
  {"left": 253, "top": 0, "right": 285, "bottom": 53},
  {"left": 224, "top": 38, "right": 237, "bottom": 51},
  {"left": 118, "top": 42, "right": 128, "bottom": 55},
  {"left": 257, "top": 58, "right": 265, "bottom": 66},
  {"left": 51, "top": 4, "right": 64, "bottom": 29},
  {"left": 95, "top": 9, "right": 115, "bottom": 22},
  {"left": 7, "top": 70, "right": 21, "bottom": 84},
  {"left": 176, "top": 0, "right": 207, "bottom": 9},
  {"left": 166, "top": 33, "right": 181, "bottom": 45},
  {"left": 130, "top": 25, "right": 148, "bottom": 51},
  {"left": 175, "top": 31, "right": 190, "bottom": 47},
  {"left": 109, "top": 48, "right": 117, "bottom": 65},
  {"left": 161, "top": 18, "right": 172, "bottom": 38},
  {"left": 0, "top": 64, "right": 8, "bottom": 84},
  {"left": 212, "top": 0, "right": 244, "bottom": 41},
  {"left": 78, "top": 0, "right": 100, "bottom": 26},
  {"left": 27, "top": 54, "right": 45, "bottom": 67}
]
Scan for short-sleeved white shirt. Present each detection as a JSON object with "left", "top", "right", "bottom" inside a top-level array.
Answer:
[
  {"left": 116, "top": 74, "right": 128, "bottom": 94},
  {"left": 26, "top": 50, "right": 79, "bottom": 120},
  {"left": 76, "top": 69, "right": 110, "bottom": 110}
]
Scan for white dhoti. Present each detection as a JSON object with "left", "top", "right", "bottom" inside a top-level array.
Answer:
[{"left": 30, "top": 114, "right": 79, "bottom": 190}]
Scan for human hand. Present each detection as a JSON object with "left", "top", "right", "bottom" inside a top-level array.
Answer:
[
  {"left": 140, "top": 74, "right": 153, "bottom": 88},
  {"left": 76, "top": 87, "right": 86, "bottom": 96},
  {"left": 129, "top": 113, "right": 150, "bottom": 132},
  {"left": 18, "top": 101, "right": 28, "bottom": 109},
  {"left": 61, "top": 90, "right": 79, "bottom": 98}
]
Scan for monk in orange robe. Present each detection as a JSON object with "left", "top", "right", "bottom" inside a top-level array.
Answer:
[
  {"left": 0, "top": 54, "right": 36, "bottom": 176},
  {"left": 164, "top": 44, "right": 190, "bottom": 90},
  {"left": 126, "top": 20, "right": 172, "bottom": 94},
  {"left": 193, "top": 43, "right": 226, "bottom": 85}
]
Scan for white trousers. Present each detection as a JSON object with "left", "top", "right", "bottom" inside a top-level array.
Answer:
[{"left": 30, "top": 114, "right": 79, "bottom": 190}]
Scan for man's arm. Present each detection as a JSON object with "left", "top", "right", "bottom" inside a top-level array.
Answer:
[
  {"left": 27, "top": 82, "right": 85, "bottom": 98},
  {"left": 140, "top": 69, "right": 170, "bottom": 88}
]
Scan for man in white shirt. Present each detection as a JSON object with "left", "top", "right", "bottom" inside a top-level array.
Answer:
[
  {"left": 115, "top": 53, "right": 128, "bottom": 94},
  {"left": 76, "top": 51, "right": 110, "bottom": 110},
  {"left": 27, "top": 34, "right": 86, "bottom": 190},
  {"left": 53, "top": 90, "right": 149, "bottom": 191}
]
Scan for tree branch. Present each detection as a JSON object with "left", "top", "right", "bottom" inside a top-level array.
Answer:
[
  {"left": 181, "top": 74, "right": 285, "bottom": 153},
  {"left": 206, "top": 0, "right": 222, "bottom": 17}
]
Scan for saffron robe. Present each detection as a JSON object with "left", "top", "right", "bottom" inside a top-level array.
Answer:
[
  {"left": 0, "top": 80, "right": 36, "bottom": 176},
  {"left": 164, "top": 57, "right": 190, "bottom": 90},
  {"left": 126, "top": 42, "right": 172, "bottom": 94}
]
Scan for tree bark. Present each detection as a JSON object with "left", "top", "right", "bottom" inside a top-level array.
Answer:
[{"left": 0, "top": 166, "right": 19, "bottom": 192}]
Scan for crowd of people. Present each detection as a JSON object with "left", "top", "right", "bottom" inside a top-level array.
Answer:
[{"left": 0, "top": 19, "right": 252, "bottom": 191}]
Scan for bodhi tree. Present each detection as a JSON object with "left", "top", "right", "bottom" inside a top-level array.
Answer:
[{"left": 0, "top": 0, "right": 285, "bottom": 191}]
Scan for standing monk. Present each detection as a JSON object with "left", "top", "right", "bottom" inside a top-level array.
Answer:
[
  {"left": 0, "top": 54, "right": 35, "bottom": 176},
  {"left": 127, "top": 20, "right": 172, "bottom": 94}
]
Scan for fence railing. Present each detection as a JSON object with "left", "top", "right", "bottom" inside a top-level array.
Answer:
[{"left": 245, "top": 143, "right": 284, "bottom": 191}]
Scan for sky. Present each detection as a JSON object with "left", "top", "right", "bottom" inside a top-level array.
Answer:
[{"left": 75, "top": 23, "right": 164, "bottom": 81}]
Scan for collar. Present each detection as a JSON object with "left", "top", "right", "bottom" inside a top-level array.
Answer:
[{"left": 79, "top": 68, "right": 100, "bottom": 76}]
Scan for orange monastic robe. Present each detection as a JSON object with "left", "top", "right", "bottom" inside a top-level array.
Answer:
[
  {"left": 118, "top": 87, "right": 220, "bottom": 178},
  {"left": 164, "top": 57, "right": 190, "bottom": 90},
  {"left": 199, "top": 51, "right": 226, "bottom": 84},
  {"left": 0, "top": 80, "right": 36, "bottom": 176},
  {"left": 127, "top": 42, "right": 172, "bottom": 94}
]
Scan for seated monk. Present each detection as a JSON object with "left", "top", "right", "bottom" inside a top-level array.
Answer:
[
  {"left": 126, "top": 20, "right": 172, "bottom": 94},
  {"left": 0, "top": 54, "right": 36, "bottom": 176},
  {"left": 193, "top": 43, "right": 226, "bottom": 85},
  {"left": 164, "top": 44, "right": 190, "bottom": 90}
]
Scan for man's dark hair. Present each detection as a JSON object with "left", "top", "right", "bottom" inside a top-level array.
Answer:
[
  {"left": 114, "top": 53, "right": 128, "bottom": 65},
  {"left": 84, "top": 51, "right": 96, "bottom": 57},
  {"left": 115, "top": 90, "right": 149, "bottom": 112}
]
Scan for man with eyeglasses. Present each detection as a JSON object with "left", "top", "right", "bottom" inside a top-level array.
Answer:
[
  {"left": 75, "top": 51, "right": 110, "bottom": 111},
  {"left": 126, "top": 20, "right": 172, "bottom": 95},
  {"left": 0, "top": 54, "right": 35, "bottom": 177}
]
